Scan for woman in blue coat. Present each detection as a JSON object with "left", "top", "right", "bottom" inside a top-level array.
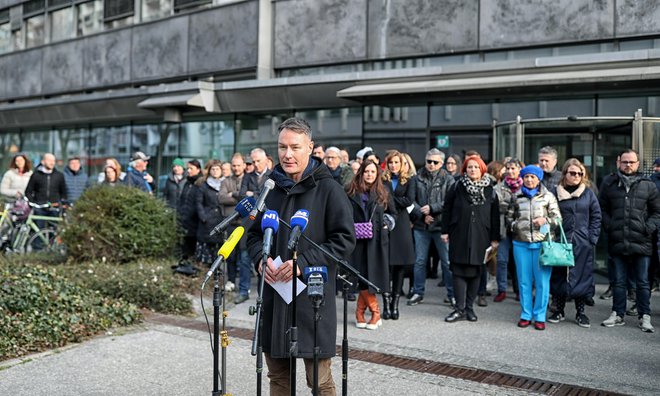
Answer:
[{"left": 548, "top": 158, "right": 601, "bottom": 328}]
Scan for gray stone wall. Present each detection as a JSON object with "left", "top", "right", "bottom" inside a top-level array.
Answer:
[
  {"left": 616, "top": 0, "right": 660, "bottom": 37},
  {"left": 0, "top": 1, "right": 259, "bottom": 100},
  {"left": 273, "top": 0, "right": 367, "bottom": 68},
  {"left": 480, "top": 0, "right": 613, "bottom": 48},
  {"left": 367, "top": 0, "right": 478, "bottom": 58}
]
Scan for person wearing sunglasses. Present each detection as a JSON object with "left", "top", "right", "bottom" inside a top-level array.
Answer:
[
  {"left": 599, "top": 149, "right": 660, "bottom": 333},
  {"left": 408, "top": 148, "right": 456, "bottom": 307},
  {"left": 547, "top": 159, "right": 601, "bottom": 328}
]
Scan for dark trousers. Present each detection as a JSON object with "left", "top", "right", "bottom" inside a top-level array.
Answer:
[
  {"left": 453, "top": 268, "right": 482, "bottom": 312},
  {"left": 611, "top": 255, "right": 650, "bottom": 317}
]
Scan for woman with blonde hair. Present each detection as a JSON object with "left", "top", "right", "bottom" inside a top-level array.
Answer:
[
  {"left": 381, "top": 150, "right": 415, "bottom": 320},
  {"left": 547, "top": 158, "right": 601, "bottom": 328},
  {"left": 348, "top": 160, "right": 395, "bottom": 330}
]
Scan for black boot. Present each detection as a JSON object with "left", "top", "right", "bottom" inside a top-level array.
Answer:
[
  {"left": 382, "top": 293, "right": 392, "bottom": 320},
  {"left": 391, "top": 294, "right": 400, "bottom": 320}
]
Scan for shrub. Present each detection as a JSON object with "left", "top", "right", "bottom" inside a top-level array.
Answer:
[
  {"left": 58, "top": 259, "right": 195, "bottom": 315},
  {"left": 0, "top": 261, "right": 141, "bottom": 361},
  {"left": 61, "top": 185, "right": 179, "bottom": 263}
]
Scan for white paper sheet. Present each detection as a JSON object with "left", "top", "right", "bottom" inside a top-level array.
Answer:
[{"left": 269, "top": 256, "right": 306, "bottom": 304}]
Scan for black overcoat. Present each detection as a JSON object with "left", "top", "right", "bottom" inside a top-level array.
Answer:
[
  {"left": 550, "top": 185, "right": 601, "bottom": 298},
  {"left": 246, "top": 159, "right": 355, "bottom": 359},
  {"left": 441, "top": 181, "right": 500, "bottom": 266},
  {"left": 384, "top": 179, "right": 415, "bottom": 266},
  {"left": 195, "top": 179, "right": 224, "bottom": 243},
  {"left": 177, "top": 174, "right": 201, "bottom": 237},
  {"left": 349, "top": 189, "right": 396, "bottom": 293}
]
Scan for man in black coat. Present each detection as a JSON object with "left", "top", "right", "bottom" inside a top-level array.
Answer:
[
  {"left": 247, "top": 117, "right": 355, "bottom": 395},
  {"left": 239, "top": 147, "right": 272, "bottom": 199},
  {"left": 599, "top": 149, "right": 660, "bottom": 333},
  {"left": 172, "top": 159, "right": 203, "bottom": 276},
  {"left": 24, "top": 152, "right": 67, "bottom": 206},
  {"left": 408, "top": 148, "right": 455, "bottom": 306}
]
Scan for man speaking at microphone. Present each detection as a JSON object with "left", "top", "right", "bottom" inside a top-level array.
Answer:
[{"left": 247, "top": 117, "right": 355, "bottom": 396}]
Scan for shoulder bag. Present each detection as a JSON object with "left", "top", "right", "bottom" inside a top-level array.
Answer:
[
  {"left": 354, "top": 205, "right": 376, "bottom": 240},
  {"left": 539, "top": 221, "right": 575, "bottom": 267}
]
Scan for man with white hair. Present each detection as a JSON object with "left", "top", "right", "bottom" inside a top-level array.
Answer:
[
  {"left": 355, "top": 146, "right": 373, "bottom": 164},
  {"left": 126, "top": 151, "right": 154, "bottom": 193},
  {"left": 239, "top": 147, "right": 272, "bottom": 199},
  {"left": 325, "top": 146, "right": 353, "bottom": 188}
]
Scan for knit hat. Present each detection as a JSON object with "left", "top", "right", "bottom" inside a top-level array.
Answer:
[
  {"left": 520, "top": 165, "right": 544, "bottom": 181},
  {"left": 172, "top": 158, "right": 185, "bottom": 168}
]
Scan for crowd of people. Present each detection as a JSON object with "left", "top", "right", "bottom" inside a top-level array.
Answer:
[{"left": 4, "top": 119, "right": 660, "bottom": 395}]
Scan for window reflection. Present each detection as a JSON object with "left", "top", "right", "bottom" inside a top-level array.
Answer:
[
  {"left": 0, "top": 22, "right": 10, "bottom": 53},
  {"left": 77, "top": 0, "right": 103, "bottom": 37},
  {"left": 26, "top": 14, "right": 45, "bottom": 47},
  {"left": 50, "top": 7, "right": 74, "bottom": 42},
  {"left": 142, "top": 0, "right": 172, "bottom": 22}
]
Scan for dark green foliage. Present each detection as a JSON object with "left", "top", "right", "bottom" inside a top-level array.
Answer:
[
  {"left": 0, "top": 261, "right": 141, "bottom": 361},
  {"left": 61, "top": 185, "right": 179, "bottom": 263},
  {"left": 60, "top": 259, "right": 194, "bottom": 315}
]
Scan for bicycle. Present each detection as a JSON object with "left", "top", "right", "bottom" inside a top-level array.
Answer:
[{"left": 6, "top": 200, "right": 68, "bottom": 255}]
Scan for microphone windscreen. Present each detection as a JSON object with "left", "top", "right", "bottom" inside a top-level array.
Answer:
[
  {"left": 218, "top": 226, "right": 244, "bottom": 258},
  {"left": 303, "top": 266, "right": 328, "bottom": 283},
  {"left": 290, "top": 209, "right": 309, "bottom": 231},
  {"left": 261, "top": 210, "right": 280, "bottom": 233},
  {"left": 236, "top": 196, "right": 256, "bottom": 217}
]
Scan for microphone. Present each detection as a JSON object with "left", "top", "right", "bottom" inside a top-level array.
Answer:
[
  {"left": 261, "top": 210, "right": 279, "bottom": 257},
  {"left": 249, "top": 179, "right": 276, "bottom": 220},
  {"left": 203, "top": 226, "right": 245, "bottom": 284},
  {"left": 287, "top": 209, "right": 309, "bottom": 251},
  {"left": 304, "top": 266, "right": 328, "bottom": 301},
  {"left": 209, "top": 197, "right": 255, "bottom": 236}
]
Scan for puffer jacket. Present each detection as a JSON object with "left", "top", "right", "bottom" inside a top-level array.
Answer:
[
  {"left": 507, "top": 184, "right": 562, "bottom": 243},
  {"left": 494, "top": 179, "right": 518, "bottom": 239},
  {"left": 410, "top": 167, "right": 455, "bottom": 232},
  {"left": 599, "top": 172, "right": 660, "bottom": 256}
]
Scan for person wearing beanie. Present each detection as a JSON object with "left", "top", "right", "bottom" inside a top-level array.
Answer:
[
  {"left": 163, "top": 158, "right": 187, "bottom": 208},
  {"left": 506, "top": 164, "right": 561, "bottom": 331}
]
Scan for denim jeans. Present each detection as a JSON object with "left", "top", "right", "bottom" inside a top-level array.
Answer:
[
  {"left": 237, "top": 249, "right": 252, "bottom": 297},
  {"left": 413, "top": 229, "right": 452, "bottom": 298},
  {"left": 611, "top": 255, "right": 650, "bottom": 316},
  {"left": 496, "top": 236, "right": 512, "bottom": 293}
]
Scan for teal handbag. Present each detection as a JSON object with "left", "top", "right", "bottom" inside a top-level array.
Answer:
[{"left": 540, "top": 222, "right": 575, "bottom": 267}]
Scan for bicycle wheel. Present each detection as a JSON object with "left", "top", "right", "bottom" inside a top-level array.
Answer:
[{"left": 26, "top": 229, "right": 66, "bottom": 255}]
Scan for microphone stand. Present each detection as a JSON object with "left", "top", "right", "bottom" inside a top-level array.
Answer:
[
  {"left": 249, "top": 247, "right": 270, "bottom": 396},
  {"left": 311, "top": 289, "right": 323, "bottom": 396},
  {"left": 278, "top": 219, "right": 378, "bottom": 396},
  {"left": 211, "top": 257, "right": 226, "bottom": 396},
  {"left": 289, "top": 249, "right": 298, "bottom": 396}
]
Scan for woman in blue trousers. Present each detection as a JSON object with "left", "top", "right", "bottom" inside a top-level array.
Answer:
[{"left": 506, "top": 165, "right": 561, "bottom": 330}]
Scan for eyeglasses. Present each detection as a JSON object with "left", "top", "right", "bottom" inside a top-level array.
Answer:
[
  {"left": 426, "top": 159, "right": 440, "bottom": 165},
  {"left": 620, "top": 160, "right": 638, "bottom": 165},
  {"left": 567, "top": 171, "right": 583, "bottom": 177}
]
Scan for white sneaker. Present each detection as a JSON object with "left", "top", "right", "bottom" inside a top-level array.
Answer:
[
  {"left": 639, "top": 314, "right": 655, "bottom": 333},
  {"left": 225, "top": 281, "right": 235, "bottom": 292},
  {"left": 601, "top": 311, "right": 625, "bottom": 327}
]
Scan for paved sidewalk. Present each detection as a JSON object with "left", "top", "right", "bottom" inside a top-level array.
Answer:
[{"left": 1, "top": 278, "right": 658, "bottom": 395}]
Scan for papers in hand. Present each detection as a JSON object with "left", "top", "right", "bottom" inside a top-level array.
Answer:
[
  {"left": 269, "top": 256, "right": 306, "bottom": 304},
  {"left": 483, "top": 246, "right": 493, "bottom": 264}
]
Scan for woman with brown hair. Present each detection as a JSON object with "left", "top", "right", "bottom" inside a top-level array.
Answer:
[
  {"left": 348, "top": 160, "right": 395, "bottom": 330},
  {"left": 547, "top": 158, "right": 601, "bottom": 328},
  {"left": 1, "top": 153, "right": 33, "bottom": 199},
  {"left": 381, "top": 150, "right": 415, "bottom": 320}
]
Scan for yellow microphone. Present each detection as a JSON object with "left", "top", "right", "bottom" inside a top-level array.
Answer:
[{"left": 204, "top": 226, "right": 245, "bottom": 283}]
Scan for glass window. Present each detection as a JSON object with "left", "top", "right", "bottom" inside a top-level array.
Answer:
[
  {"left": 236, "top": 113, "right": 291, "bottom": 162},
  {"left": 180, "top": 118, "right": 235, "bottom": 164},
  {"left": 50, "top": 7, "right": 74, "bottom": 42},
  {"left": 104, "top": 15, "right": 132, "bottom": 29},
  {"left": 173, "top": 0, "right": 211, "bottom": 12},
  {"left": 0, "top": 22, "right": 9, "bottom": 53},
  {"left": 88, "top": 125, "right": 131, "bottom": 182},
  {"left": 295, "top": 108, "right": 363, "bottom": 158},
  {"left": 26, "top": 14, "right": 45, "bottom": 47},
  {"left": 0, "top": 132, "right": 23, "bottom": 173},
  {"left": 642, "top": 120, "right": 660, "bottom": 176},
  {"left": 77, "top": 0, "right": 103, "bottom": 37},
  {"left": 103, "top": 0, "right": 133, "bottom": 21},
  {"left": 21, "top": 130, "right": 59, "bottom": 167},
  {"left": 142, "top": 0, "right": 172, "bottom": 22}
]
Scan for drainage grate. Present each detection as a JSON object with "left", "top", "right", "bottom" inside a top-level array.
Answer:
[{"left": 145, "top": 312, "right": 627, "bottom": 396}]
